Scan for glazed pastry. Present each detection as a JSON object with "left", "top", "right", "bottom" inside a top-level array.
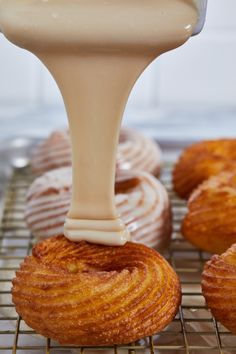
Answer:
[
  {"left": 202, "top": 243, "right": 236, "bottom": 334},
  {"left": 173, "top": 139, "right": 236, "bottom": 199},
  {"left": 31, "top": 130, "right": 71, "bottom": 175},
  {"left": 117, "top": 128, "right": 162, "bottom": 176},
  {"left": 25, "top": 167, "right": 171, "bottom": 250},
  {"left": 31, "top": 127, "right": 162, "bottom": 176},
  {"left": 12, "top": 235, "right": 181, "bottom": 345},
  {"left": 182, "top": 171, "right": 236, "bottom": 254}
]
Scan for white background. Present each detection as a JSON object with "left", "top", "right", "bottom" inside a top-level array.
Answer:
[{"left": 0, "top": 0, "right": 235, "bottom": 139}]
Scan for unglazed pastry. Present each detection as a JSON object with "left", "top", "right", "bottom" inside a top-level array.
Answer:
[
  {"left": 25, "top": 167, "right": 171, "bottom": 250},
  {"left": 0, "top": 0, "right": 197, "bottom": 244},
  {"left": 182, "top": 171, "right": 236, "bottom": 254},
  {"left": 31, "top": 128, "right": 162, "bottom": 176},
  {"left": 202, "top": 243, "right": 236, "bottom": 334},
  {"left": 173, "top": 139, "right": 236, "bottom": 199},
  {"left": 12, "top": 235, "right": 181, "bottom": 345}
]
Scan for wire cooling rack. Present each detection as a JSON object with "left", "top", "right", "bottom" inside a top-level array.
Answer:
[{"left": 1, "top": 164, "right": 236, "bottom": 354}]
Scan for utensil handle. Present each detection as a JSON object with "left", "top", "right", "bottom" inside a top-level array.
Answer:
[{"left": 192, "top": 0, "right": 208, "bottom": 36}]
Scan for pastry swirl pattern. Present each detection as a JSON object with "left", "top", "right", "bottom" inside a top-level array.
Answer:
[
  {"left": 202, "top": 243, "right": 236, "bottom": 334},
  {"left": 182, "top": 171, "right": 236, "bottom": 254},
  {"left": 117, "top": 128, "right": 162, "bottom": 176},
  {"left": 25, "top": 167, "right": 171, "bottom": 250},
  {"left": 31, "top": 128, "right": 162, "bottom": 176},
  {"left": 12, "top": 235, "right": 181, "bottom": 345},
  {"left": 173, "top": 139, "right": 236, "bottom": 199}
]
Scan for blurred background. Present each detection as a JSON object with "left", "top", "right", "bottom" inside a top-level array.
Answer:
[{"left": 0, "top": 0, "right": 235, "bottom": 141}]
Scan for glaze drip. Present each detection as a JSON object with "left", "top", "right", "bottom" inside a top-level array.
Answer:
[{"left": 0, "top": 0, "right": 198, "bottom": 245}]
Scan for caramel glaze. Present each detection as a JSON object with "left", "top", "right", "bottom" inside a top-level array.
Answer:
[{"left": 0, "top": 0, "right": 198, "bottom": 245}]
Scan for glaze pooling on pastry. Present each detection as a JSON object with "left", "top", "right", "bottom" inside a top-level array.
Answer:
[
  {"left": 12, "top": 235, "right": 181, "bottom": 345},
  {"left": 202, "top": 243, "right": 236, "bottom": 334},
  {"left": 31, "top": 128, "right": 162, "bottom": 176},
  {"left": 25, "top": 167, "right": 172, "bottom": 250},
  {"left": 31, "top": 130, "right": 71, "bottom": 175},
  {"left": 173, "top": 139, "right": 236, "bottom": 199},
  {"left": 182, "top": 171, "right": 236, "bottom": 254}
]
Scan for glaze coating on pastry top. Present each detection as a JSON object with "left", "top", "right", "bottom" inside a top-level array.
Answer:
[
  {"left": 117, "top": 128, "right": 162, "bottom": 177},
  {"left": 25, "top": 167, "right": 171, "bottom": 250},
  {"left": 12, "top": 235, "right": 181, "bottom": 345},
  {"left": 173, "top": 139, "right": 236, "bottom": 199},
  {"left": 182, "top": 171, "right": 236, "bottom": 254},
  {"left": 202, "top": 243, "right": 236, "bottom": 334},
  {"left": 31, "top": 130, "right": 71, "bottom": 175},
  {"left": 31, "top": 127, "right": 162, "bottom": 176}
]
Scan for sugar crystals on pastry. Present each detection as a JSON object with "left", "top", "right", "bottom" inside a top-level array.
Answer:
[
  {"left": 202, "top": 243, "right": 236, "bottom": 334},
  {"left": 182, "top": 171, "right": 236, "bottom": 254},
  {"left": 173, "top": 139, "right": 236, "bottom": 199},
  {"left": 12, "top": 235, "right": 181, "bottom": 345}
]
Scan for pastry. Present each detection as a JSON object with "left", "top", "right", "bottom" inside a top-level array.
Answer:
[
  {"left": 25, "top": 167, "right": 172, "bottom": 250},
  {"left": 173, "top": 139, "right": 236, "bottom": 199},
  {"left": 182, "top": 171, "right": 236, "bottom": 254},
  {"left": 12, "top": 235, "right": 181, "bottom": 345},
  {"left": 202, "top": 243, "right": 236, "bottom": 334},
  {"left": 117, "top": 128, "right": 162, "bottom": 176},
  {"left": 31, "top": 127, "right": 162, "bottom": 176},
  {"left": 31, "top": 130, "right": 71, "bottom": 175}
]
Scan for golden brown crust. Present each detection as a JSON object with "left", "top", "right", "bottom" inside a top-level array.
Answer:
[
  {"left": 12, "top": 236, "right": 181, "bottom": 345},
  {"left": 173, "top": 139, "right": 236, "bottom": 199},
  {"left": 202, "top": 243, "right": 236, "bottom": 334},
  {"left": 182, "top": 171, "right": 236, "bottom": 254}
]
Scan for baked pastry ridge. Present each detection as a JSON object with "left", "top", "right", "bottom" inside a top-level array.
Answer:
[
  {"left": 182, "top": 171, "right": 236, "bottom": 254},
  {"left": 202, "top": 243, "right": 236, "bottom": 334},
  {"left": 12, "top": 236, "right": 181, "bottom": 345},
  {"left": 173, "top": 139, "right": 236, "bottom": 199}
]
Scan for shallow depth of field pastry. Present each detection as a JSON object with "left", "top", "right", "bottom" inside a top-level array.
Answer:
[
  {"left": 25, "top": 167, "right": 171, "bottom": 250},
  {"left": 173, "top": 139, "right": 236, "bottom": 199},
  {"left": 31, "top": 130, "right": 71, "bottom": 175},
  {"left": 31, "top": 127, "right": 162, "bottom": 176},
  {"left": 202, "top": 243, "right": 236, "bottom": 334},
  {"left": 117, "top": 128, "right": 162, "bottom": 177},
  {"left": 12, "top": 236, "right": 181, "bottom": 345},
  {"left": 182, "top": 171, "right": 236, "bottom": 254}
]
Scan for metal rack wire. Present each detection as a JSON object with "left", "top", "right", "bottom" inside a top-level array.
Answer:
[{"left": 0, "top": 164, "right": 236, "bottom": 353}]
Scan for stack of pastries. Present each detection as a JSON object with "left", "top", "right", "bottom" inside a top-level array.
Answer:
[
  {"left": 11, "top": 127, "right": 182, "bottom": 345},
  {"left": 173, "top": 138, "right": 236, "bottom": 334},
  {"left": 202, "top": 243, "right": 236, "bottom": 334}
]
